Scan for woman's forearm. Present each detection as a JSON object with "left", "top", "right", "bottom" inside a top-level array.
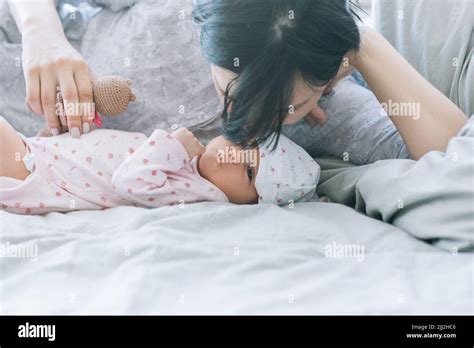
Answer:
[
  {"left": 8, "top": 0, "right": 64, "bottom": 39},
  {"left": 352, "top": 28, "right": 468, "bottom": 160},
  {"left": 8, "top": 0, "right": 95, "bottom": 138}
]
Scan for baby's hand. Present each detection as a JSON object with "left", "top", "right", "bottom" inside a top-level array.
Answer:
[{"left": 171, "top": 128, "right": 206, "bottom": 159}]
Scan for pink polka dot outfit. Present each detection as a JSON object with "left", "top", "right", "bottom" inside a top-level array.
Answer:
[{"left": 0, "top": 129, "right": 228, "bottom": 215}]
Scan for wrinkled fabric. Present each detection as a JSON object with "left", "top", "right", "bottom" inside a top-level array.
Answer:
[
  {"left": 1, "top": 199, "right": 472, "bottom": 314},
  {"left": 317, "top": 117, "right": 474, "bottom": 252}
]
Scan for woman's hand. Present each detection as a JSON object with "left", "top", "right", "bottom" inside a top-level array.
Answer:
[
  {"left": 22, "top": 33, "right": 94, "bottom": 137},
  {"left": 8, "top": 0, "right": 95, "bottom": 137},
  {"left": 171, "top": 128, "right": 207, "bottom": 159}
]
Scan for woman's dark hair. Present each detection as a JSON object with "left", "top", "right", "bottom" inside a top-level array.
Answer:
[{"left": 193, "top": 0, "right": 361, "bottom": 149}]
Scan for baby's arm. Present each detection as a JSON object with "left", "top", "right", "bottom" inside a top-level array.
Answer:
[{"left": 111, "top": 128, "right": 204, "bottom": 207}]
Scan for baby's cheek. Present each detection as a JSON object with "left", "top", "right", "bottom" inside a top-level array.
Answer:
[
  {"left": 249, "top": 185, "right": 259, "bottom": 203},
  {"left": 199, "top": 153, "right": 215, "bottom": 176}
]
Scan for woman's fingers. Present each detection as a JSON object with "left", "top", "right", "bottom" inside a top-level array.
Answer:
[
  {"left": 74, "top": 65, "right": 94, "bottom": 134},
  {"left": 58, "top": 70, "right": 82, "bottom": 138},
  {"left": 24, "top": 67, "right": 44, "bottom": 116},
  {"left": 21, "top": 32, "right": 94, "bottom": 138},
  {"left": 39, "top": 70, "right": 61, "bottom": 136}
]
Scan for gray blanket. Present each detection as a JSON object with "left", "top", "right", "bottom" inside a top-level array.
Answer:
[
  {"left": 1, "top": 185, "right": 472, "bottom": 314},
  {"left": 317, "top": 117, "right": 474, "bottom": 252}
]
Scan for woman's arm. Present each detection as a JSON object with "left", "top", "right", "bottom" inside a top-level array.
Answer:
[
  {"left": 8, "top": 0, "right": 94, "bottom": 138},
  {"left": 7, "top": 0, "right": 61, "bottom": 34},
  {"left": 349, "top": 27, "right": 468, "bottom": 160}
]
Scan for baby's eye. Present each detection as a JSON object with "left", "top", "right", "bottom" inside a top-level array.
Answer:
[{"left": 247, "top": 166, "right": 254, "bottom": 181}]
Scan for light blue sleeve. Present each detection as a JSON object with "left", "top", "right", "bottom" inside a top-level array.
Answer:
[{"left": 56, "top": 0, "right": 103, "bottom": 41}]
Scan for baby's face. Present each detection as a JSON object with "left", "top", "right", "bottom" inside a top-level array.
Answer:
[{"left": 198, "top": 136, "right": 260, "bottom": 204}]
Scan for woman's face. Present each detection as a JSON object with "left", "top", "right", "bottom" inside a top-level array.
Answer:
[{"left": 210, "top": 64, "right": 328, "bottom": 126}]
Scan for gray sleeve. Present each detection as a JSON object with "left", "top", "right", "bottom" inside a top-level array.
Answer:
[
  {"left": 316, "top": 117, "right": 474, "bottom": 252},
  {"left": 282, "top": 76, "right": 410, "bottom": 165}
]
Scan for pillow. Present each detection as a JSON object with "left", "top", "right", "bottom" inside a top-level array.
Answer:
[
  {"left": 80, "top": 0, "right": 222, "bottom": 136},
  {"left": 89, "top": 0, "right": 136, "bottom": 12},
  {"left": 0, "top": 0, "right": 222, "bottom": 137}
]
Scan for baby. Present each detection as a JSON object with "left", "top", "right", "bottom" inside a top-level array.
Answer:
[{"left": 0, "top": 116, "right": 320, "bottom": 215}]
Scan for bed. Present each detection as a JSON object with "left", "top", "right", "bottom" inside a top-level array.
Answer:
[
  {"left": 2, "top": 143, "right": 473, "bottom": 314},
  {"left": 0, "top": 197, "right": 471, "bottom": 314},
  {"left": 0, "top": 0, "right": 473, "bottom": 315}
]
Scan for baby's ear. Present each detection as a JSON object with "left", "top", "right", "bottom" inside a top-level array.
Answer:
[{"left": 125, "top": 79, "right": 132, "bottom": 85}]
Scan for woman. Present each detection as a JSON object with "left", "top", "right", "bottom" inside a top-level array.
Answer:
[
  {"left": 8, "top": 0, "right": 468, "bottom": 159},
  {"left": 192, "top": 0, "right": 467, "bottom": 160}
]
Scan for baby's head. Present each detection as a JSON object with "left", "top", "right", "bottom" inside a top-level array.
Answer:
[
  {"left": 198, "top": 134, "right": 320, "bottom": 205},
  {"left": 198, "top": 136, "right": 260, "bottom": 204}
]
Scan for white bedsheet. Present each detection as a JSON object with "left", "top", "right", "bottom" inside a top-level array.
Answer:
[{"left": 1, "top": 202, "right": 471, "bottom": 314}]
